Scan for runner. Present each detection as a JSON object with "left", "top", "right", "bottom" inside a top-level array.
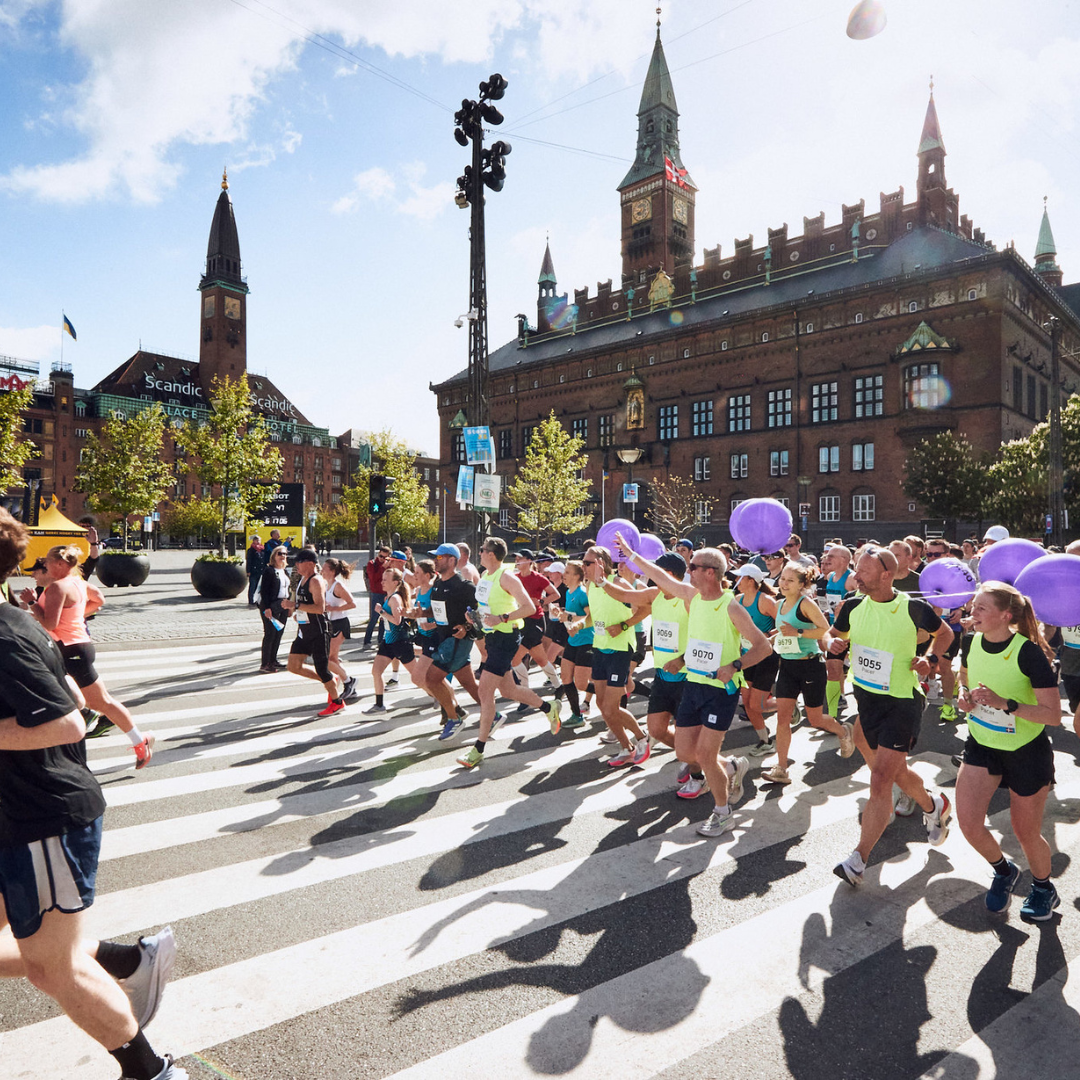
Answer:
[
  {"left": 889, "top": 540, "right": 921, "bottom": 594},
  {"left": 575, "top": 546, "right": 652, "bottom": 767},
  {"left": 734, "top": 565, "right": 779, "bottom": 757},
  {"left": 954, "top": 582, "right": 1062, "bottom": 919},
  {"left": 0, "top": 509, "right": 185, "bottom": 1080},
  {"left": 818, "top": 544, "right": 855, "bottom": 722},
  {"left": 510, "top": 549, "right": 561, "bottom": 694},
  {"left": 362, "top": 566, "right": 419, "bottom": 715},
  {"left": 760, "top": 562, "right": 855, "bottom": 785},
  {"left": 19, "top": 545, "right": 153, "bottom": 767},
  {"left": 829, "top": 545, "right": 954, "bottom": 886},
  {"left": 282, "top": 550, "right": 346, "bottom": 717},
  {"left": 621, "top": 539, "right": 772, "bottom": 834},
  {"left": 543, "top": 560, "right": 569, "bottom": 669},
  {"left": 420, "top": 544, "right": 479, "bottom": 740},
  {"left": 923, "top": 538, "right": 965, "bottom": 722},
  {"left": 457, "top": 538, "right": 561, "bottom": 768},
  {"left": 550, "top": 559, "right": 593, "bottom": 728},
  {"left": 456, "top": 542, "right": 481, "bottom": 585},
  {"left": 321, "top": 557, "right": 358, "bottom": 701},
  {"left": 362, "top": 546, "right": 390, "bottom": 649}
]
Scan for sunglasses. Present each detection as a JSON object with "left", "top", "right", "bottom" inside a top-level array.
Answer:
[
  {"left": 583, "top": 559, "right": 597, "bottom": 566},
  {"left": 689, "top": 562, "right": 718, "bottom": 571},
  {"left": 863, "top": 546, "right": 893, "bottom": 569},
  {"left": 926, "top": 550, "right": 948, "bottom": 559}
]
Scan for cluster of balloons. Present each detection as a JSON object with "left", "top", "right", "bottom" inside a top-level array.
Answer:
[
  {"left": 594, "top": 518, "right": 665, "bottom": 564},
  {"left": 914, "top": 538, "right": 1080, "bottom": 626}
]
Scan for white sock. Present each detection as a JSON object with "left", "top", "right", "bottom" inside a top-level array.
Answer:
[
  {"left": 513, "top": 663, "right": 530, "bottom": 683},
  {"left": 714, "top": 804, "right": 730, "bottom": 816},
  {"left": 849, "top": 850, "right": 866, "bottom": 872},
  {"left": 541, "top": 662, "right": 558, "bottom": 680},
  {"left": 126, "top": 726, "right": 144, "bottom": 747},
  {"left": 724, "top": 759, "right": 735, "bottom": 779}
]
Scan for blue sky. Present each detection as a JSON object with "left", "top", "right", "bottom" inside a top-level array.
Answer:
[{"left": 2, "top": 0, "right": 1079, "bottom": 456}]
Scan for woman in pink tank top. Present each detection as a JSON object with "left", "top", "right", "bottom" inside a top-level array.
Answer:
[{"left": 20, "top": 545, "right": 154, "bottom": 769}]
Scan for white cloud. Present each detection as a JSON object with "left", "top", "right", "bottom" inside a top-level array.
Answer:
[
  {"left": 0, "top": 324, "right": 63, "bottom": 363},
  {"left": 332, "top": 162, "right": 449, "bottom": 221}
]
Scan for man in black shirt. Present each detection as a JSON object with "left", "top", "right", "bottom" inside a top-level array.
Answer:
[
  {"left": 422, "top": 544, "right": 479, "bottom": 740},
  {"left": 0, "top": 508, "right": 185, "bottom": 1080}
]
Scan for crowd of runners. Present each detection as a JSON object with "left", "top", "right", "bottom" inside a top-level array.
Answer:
[{"left": 1, "top": 498, "right": 1079, "bottom": 1079}]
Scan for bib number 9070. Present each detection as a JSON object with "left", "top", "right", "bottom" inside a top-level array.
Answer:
[{"left": 686, "top": 637, "right": 722, "bottom": 678}]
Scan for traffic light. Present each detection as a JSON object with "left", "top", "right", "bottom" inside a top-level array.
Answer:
[
  {"left": 369, "top": 474, "right": 386, "bottom": 516},
  {"left": 383, "top": 475, "right": 396, "bottom": 512}
]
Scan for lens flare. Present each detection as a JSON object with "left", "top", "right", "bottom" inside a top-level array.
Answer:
[
  {"left": 669, "top": 310, "right": 684, "bottom": 326},
  {"left": 907, "top": 375, "right": 952, "bottom": 410},
  {"left": 846, "top": 0, "right": 886, "bottom": 39}
]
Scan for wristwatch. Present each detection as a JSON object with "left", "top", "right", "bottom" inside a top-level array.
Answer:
[
  {"left": 1003, "top": 698, "right": 1020, "bottom": 714},
  {"left": 620, "top": 621, "right": 630, "bottom": 632},
  {"left": 501, "top": 614, "right": 510, "bottom": 623},
  {"left": 731, "top": 659, "right": 743, "bottom": 672}
]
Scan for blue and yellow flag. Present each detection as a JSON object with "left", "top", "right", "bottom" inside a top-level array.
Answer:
[{"left": 63, "top": 315, "right": 76, "bottom": 340}]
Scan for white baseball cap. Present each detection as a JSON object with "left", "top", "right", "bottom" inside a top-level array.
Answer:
[
  {"left": 547, "top": 561, "right": 566, "bottom": 573},
  {"left": 736, "top": 565, "right": 766, "bottom": 582},
  {"left": 983, "top": 525, "right": 1010, "bottom": 542}
]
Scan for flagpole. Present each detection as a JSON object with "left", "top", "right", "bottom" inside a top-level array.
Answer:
[{"left": 60, "top": 311, "right": 64, "bottom": 367}]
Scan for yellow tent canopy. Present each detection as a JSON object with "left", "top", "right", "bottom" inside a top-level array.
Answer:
[{"left": 21, "top": 506, "right": 89, "bottom": 571}]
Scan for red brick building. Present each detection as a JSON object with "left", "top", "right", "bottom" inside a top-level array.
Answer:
[
  {"left": 433, "top": 29, "right": 1080, "bottom": 548},
  {"left": 2, "top": 174, "right": 360, "bottom": 534}
]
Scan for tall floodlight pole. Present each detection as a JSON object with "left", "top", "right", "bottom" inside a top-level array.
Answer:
[
  {"left": 1046, "top": 315, "right": 1064, "bottom": 547},
  {"left": 454, "top": 74, "right": 510, "bottom": 555}
]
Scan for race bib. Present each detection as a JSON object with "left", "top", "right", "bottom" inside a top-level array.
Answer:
[
  {"left": 431, "top": 600, "right": 449, "bottom": 626},
  {"left": 653, "top": 619, "right": 679, "bottom": 654},
  {"left": 851, "top": 644, "right": 892, "bottom": 691},
  {"left": 686, "top": 637, "right": 723, "bottom": 678},
  {"left": 970, "top": 702, "right": 1016, "bottom": 735},
  {"left": 593, "top": 619, "right": 607, "bottom": 638},
  {"left": 295, "top": 611, "right": 309, "bottom": 625},
  {"left": 774, "top": 632, "right": 799, "bottom": 655},
  {"left": 1063, "top": 624, "right": 1080, "bottom": 648},
  {"left": 475, "top": 578, "right": 492, "bottom": 614}
]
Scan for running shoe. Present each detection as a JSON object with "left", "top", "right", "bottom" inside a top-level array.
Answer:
[
  {"left": 150, "top": 1055, "right": 188, "bottom": 1080},
  {"left": 132, "top": 733, "right": 155, "bottom": 770},
  {"left": 676, "top": 761, "right": 692, "bottom": 785},
  {"left": 923, "top": 792, "right": 952, "bottom": 847},
  {"left": 676, "top": 775, "right": 709, "bottom": 799},
  {"left": 789, "top": 707, "right": 805, "bottom": 731},
  {"left": 563, "top": 713, "right": 586, "bottom": 729},
  {"left": 512, "top": 701, "right": 533, "bottom": 716},
  {"left": 343, "top": 676, "right": 358, "bottom": 699},
  {"left": 598, "top": 728, "right": 618, "bottom": 744},
  {"left": 893, "top": 791, "right": 917, "bottom": 818},
  {"left": 749, "top": 738, "right": 775, "bottom": 758},
  {"left": 728, "top": 756, "right": 749, "bottom": 804},
  {"left": 489, "top": 712, "right": 506, "bottom": 736},
  {"left": 1020, "top": 882, "right": 1061, "bottom": 923},
  {"left": 985, "top": 861, "right": 1021, "bottom": 912},
  {"left": 833, "top": 851, "right": 865, "bottom": 887},
  {"left": 120, "top": 925, "right": 176, "bottom": 1028},
  {"left": 939, "top": 703, "right": 958, "bottom": 723},
  {"left": 760, "top": 765, "right": 792, "bottom": 785},
  {"left": 385, "top": 676, "right": 399, "bottom": 686},
  {"left": 837, "top": 722, "right": 855, "bottom": 759},
  {"left": 631, "top": 736, "right": 650, "bottom": 765},
  {"left": 456, "top": 746, "right": 484, "bottom": 769},
  {"left": 318, "top": 700, "right": 346, "bottom": 717},
  {"left": 607, "top": 746, "right": 635, "bottom": 768},
  {"left": 85, "top": 715, "right": 115, "bottom": 739},
  {"left": 951, "top": 753, "right": 964, "bottom": 769},
  {"left": 362, "top": 703, "right": 387, "bottom": 715},
  {"left": 696, "top": 810, "right": 736, "bottom": 837},
  {"left": 258, "top": 665, "right": 277, "bottom": 674},
  {"left": 544, "top": 699, "right": 562, "bottom": 735},
  {"left": 438, "top": 715, "right": 465, "bottom": 741}
]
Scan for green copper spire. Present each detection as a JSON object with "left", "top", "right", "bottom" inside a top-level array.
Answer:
[
  {"left": 1035, "top": 198, "right": 1057, "bottom": 259},
  {"left": 538, "top": 239, "right": 556, "bottom": 284},
  {"left": 918, "top": 84, "right": 945, "bottom": 155}
]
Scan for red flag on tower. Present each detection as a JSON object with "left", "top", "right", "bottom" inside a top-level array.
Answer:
[{"left": 664, "top": 156, "right": 688, "bottom": 188}]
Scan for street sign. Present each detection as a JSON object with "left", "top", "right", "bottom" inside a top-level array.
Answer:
[
  {"left": 474, "top": 473, "right": 501, "bottom": 511},
  {"left": 623, "top": 483, "right": 639, "bottom": 503},
  {"left": 463, "top": 427, "right": 493, "bottom": 466},
  {"left": 456, "top": 465, "right": 475, "bottom": 505},
  {"left": 143, "top": 516, "right": 153, "bottom": 531},
  {"left": 799, "top": 503, "right": 811, "bottom": 518}
]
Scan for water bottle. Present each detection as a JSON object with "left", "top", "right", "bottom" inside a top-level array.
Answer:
[{"left": 270, "top": 616, "right": 284, "bottom": 631}]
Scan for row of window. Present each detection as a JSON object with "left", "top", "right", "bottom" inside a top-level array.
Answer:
[
  {"left": 684, "top": 494, "right": 876, "bottom": 525},
  {"left": 695, "top": 443, "right": 873, "bottom": 482}
]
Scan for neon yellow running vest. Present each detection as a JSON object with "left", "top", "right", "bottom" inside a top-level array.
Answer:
[
  {"left": 685, "top": 591, "right": 745, "bottom": 691},
  {"left": 651, "top": 592, "right": 688, "bottom": 663},
  {"left": 847, "top": 592, "right": 919, "bottom": 697},
  {"left": 477, "top": 564, "right": 523, "bottom": 633},
  {"left": 965, "top": 633, "right": 1041, "bottom": 751},
  {"left": 587, "top": 578, "right": 635, "bottom": 653}
]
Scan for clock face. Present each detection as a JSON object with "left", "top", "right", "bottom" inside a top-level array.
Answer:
[
  {"left": 631, "top": 197, "right": 652, "bottom": 223},
  {"left": 224, "top": 297, "right": 241, "bottom": 320},
  {"left": 203, "top": 295, "right": 215, "bottom": 319},
  {"left": 673, "top": 198, "right": 688, "bottom": 224}
]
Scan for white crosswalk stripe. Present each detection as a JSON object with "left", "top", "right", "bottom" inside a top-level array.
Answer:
[{"left": 4, "top": 633, "right": 1080, "bottom": 1080}]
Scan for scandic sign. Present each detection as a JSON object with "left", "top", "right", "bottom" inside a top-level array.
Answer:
[{"left": 142, "top": 371, "right": 297, "bottom": 416}]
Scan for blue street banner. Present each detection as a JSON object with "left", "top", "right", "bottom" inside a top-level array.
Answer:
[
  {"left": 463, "top": 426, "right": 493, "bottom": 466},
  {"left": 623, "top": 483, "right": 639, "bottom": 503},
  {"left": 456, "top": 465, "right": 475, "bottom": 505}
]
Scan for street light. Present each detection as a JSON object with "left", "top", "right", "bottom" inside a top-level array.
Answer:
[{"left": 617, "top": 447, "right": 644, "bottom": 523}]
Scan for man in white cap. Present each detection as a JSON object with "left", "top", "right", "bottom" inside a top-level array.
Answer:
[{"left": 973, "top": 526, "right": 1010, "bottom": 575}]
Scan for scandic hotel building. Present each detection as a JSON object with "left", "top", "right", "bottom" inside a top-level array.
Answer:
[{"left": 433, "top": 28, "right": 1080, "bottom": 548}]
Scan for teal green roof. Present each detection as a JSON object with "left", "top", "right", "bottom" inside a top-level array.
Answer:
[
  {"left": 538, "top": 241, "right": 556, "bottom": 284},
  {"left": 638, "top": 28, "right": 677, "bottom": 116},
  {"left": 897, "top": 320, "right": 953, "bottom": 355},
  {"left": 918, "top": 94, "right": 945, "bottom": 155},
  {"left": 1036, "top": 206, "right": 1057, "bottom": 259}
]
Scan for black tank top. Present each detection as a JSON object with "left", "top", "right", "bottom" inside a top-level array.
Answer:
[{"left": 296, "top": 574, "right": 329, "bottom": 635}]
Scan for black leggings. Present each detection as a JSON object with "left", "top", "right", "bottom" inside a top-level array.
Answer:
[{"left": 261, "top": 611, "right": 284, "bottom": 667}]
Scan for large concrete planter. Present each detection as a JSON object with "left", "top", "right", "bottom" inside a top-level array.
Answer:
[
  {"left": 191, "top": 558, "right": 247, "bottom": 599},
  {"left": 95, "top": 551, "right": 151, "bottom": 588}
]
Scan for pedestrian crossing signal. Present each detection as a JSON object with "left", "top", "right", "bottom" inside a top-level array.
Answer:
[{"left": 369, "top": 474, "right": 386, "bottom": 516}]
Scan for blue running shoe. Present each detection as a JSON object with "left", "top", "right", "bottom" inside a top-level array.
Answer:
[
  {"left": 985, "top": 861, "right": 1020, "bottom": 912},
  {"left": 1020, "top": 882, "right": 1060, "bottom": 923},
  {"left": 439, "top": 715, "right": 464, "bottom": 741}
]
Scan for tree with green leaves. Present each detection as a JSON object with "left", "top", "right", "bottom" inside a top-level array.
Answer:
[
  {"left": 649, "top": 474, "right": 707, "bottom": 537},
  {"left": 341, "top": 430, "right": 435, "bottom": 544},
  {"left": 74, "top": 402, "right": 175, "bottom": 549},
  {"left": 0, "top": 383, "right": 37, "bottom": 492},
  {"left": 311, "top": 503, "right": 358, "bottom": 546},
  {"left": 173, "top": 374, "right": 284, "bottom": 556},
  {"left": 903, "top": 430, "right": 993, "bottom": 525},
  {"left": 162, "top": 495, "right": 221, "bottom": 544},
  {"left": 506, "top": 411, "right": 592, "bottom": 546}
]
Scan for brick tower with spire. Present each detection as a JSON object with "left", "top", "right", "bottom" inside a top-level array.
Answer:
[
  {"left": 617, "top": 16, "right": 696, "bottom": 281},
  {"left": 198, "top": 169, "right": 249, "bottom": 395},
  {"left": 916, "top": 83, "right": 959, "bottom": 231},
  {"left": 1034, "top": 197, "right": 1063, "bottom": 288}
]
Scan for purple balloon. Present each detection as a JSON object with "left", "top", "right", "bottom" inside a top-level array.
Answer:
[
  {"left": 1015, "top": 554, "right": 1080, "bottom": 626},
  {"left": 729, "top": 498, "right": 792, "bottom": 555},
  {"left": 596, "top": 518, "right": 640, "bottom": 564},
  {"left": 977, "top": 537, "right": 1047, "bottom": 586},
  {"left": 918, "top": 557, "right": 977, "bottom": 608},
  {"left": 635, "top": 532, "right": 666, "bottom": 562}
]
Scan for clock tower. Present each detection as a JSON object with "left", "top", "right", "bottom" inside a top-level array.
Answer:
[
  {"left": 198, "top": 170, "right": 249, "bottom": 395},
  {"left": 618, "top": 21, "right": 696, "bottom": 281}
]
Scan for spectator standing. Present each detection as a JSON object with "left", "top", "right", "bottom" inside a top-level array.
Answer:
[{"left": 245, "top": 535, "right": 265, "bottom": 605}]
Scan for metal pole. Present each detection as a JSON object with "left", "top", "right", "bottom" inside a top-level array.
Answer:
[
  {"left": 468, "top": 130, "right": 488, "bottom": 557},
  {"left": 1048, "top": 316, "right": 1064, "bottom": 546}
]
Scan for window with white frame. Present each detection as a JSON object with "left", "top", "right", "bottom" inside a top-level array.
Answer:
[
  {"left": 692, "top": 399, "right": 714, "bottom": 436},
  {"left": 853, "top": 493, "right": 876, "bottom": 521},
  {"left": 852, "top": 442, "right": 874, "bottom": 471},
  {"left": 730, "top": 497, "right": 745, "bottom": 514},
  {"left": 811, "top": 381, "right": 839, "bottom": 423},
  {"left": 695, "top": 499, "right": 712, "bottom": 524},
  {"left": 571, "top": 418, "right": 587, "bottom": 443},
  {"left": 658, "top": 404, "right": 679, "bottom": 441},
  {"left": 498, "top": 429, "right": 513, "bottom": 458},
  {"left": 694, "top": 455, "right": 711, "bottom": 482},
  {"left": 767, "top": 388, "right": 793, "bottom": 428},
  {"left": 598, "top": 414, "right": 614, "bottom": 447},
  {"left": 521, "top": 425, "right": 535, "bottom": 454},
  {"left": 854, "top": 374, "right": 884, "bottom": 418},
  {"left": 728, "top": 394, "right": 751, "bottom": 432},
  {"left": 770, "top": 449, "right": 789, "bottom": 477},
  {"left": 730, "top": 452, "right": 748, "bottom": 479},
  {"left": 905, "top": 362, "right": 943, "bottom": 409},
  {"left": 498, "top": 508, "right": 511, "bottom": 528},
  {"left": 819, "top": 494, "right": 840, "bottom": 522},
  {"left": 819, "top": 445, "right": 840, "bottom": 473},
  {"left": 451, "top": 432, "right": 465, "bottom": 463}
]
